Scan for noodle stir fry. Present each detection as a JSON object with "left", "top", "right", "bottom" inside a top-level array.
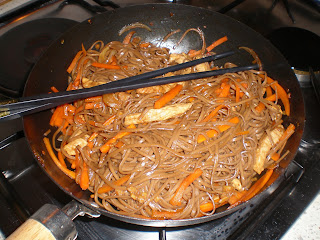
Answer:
[{"left": 44, "top": 28, "right": 295, "bottom": 219}]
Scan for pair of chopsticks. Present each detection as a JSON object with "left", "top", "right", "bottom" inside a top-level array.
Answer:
[{"left": 0, "top": 50, "right": 258, "bottom": 121}]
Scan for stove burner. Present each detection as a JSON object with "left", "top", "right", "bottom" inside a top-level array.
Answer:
[
  {"left": 266, "top": 27, "right": 320, "bottom": 72},
  {"left": 0, "top": 18, "right": 78, "bottom": 98}
]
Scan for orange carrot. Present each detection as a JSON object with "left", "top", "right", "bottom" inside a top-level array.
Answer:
[
  {"left": 67, "top": 50, "right": 82, "bottom": 73},
  {"left": 228, "top": 190, "right": 248, "bottom": 205},
  {"left": 188, "top": 36, "right": 228, "bottom": 57},
  {"left": 50, "top": 106, "right": 64, "bottom": 127},
  {"left": 91, "top": 62, "right": 121, "bottom": 69},
  {"left": 154, "top": 84, "right": 183, "bottom": 109},
  {"left": 75, "top": 105, "right": 84, "bottom": 115},
  {"left": 260, "top": 74, "right": 290, "bottom": 116},
  {"left": 66, "top": 105, "right": 76, "bottom": 113},
  {"left": 236, "top": 130, "right": 250, "bottom": 136},
  {"left": 151, "top": 210, "right": 181, "bottom": 220},
  {"left": 199, "top": 200, "right": 228, "bottom": 214},
  {"left": 100, "top": 124, "right": 136, "bottom": 153},
  {"left": 50, "top": 86, "right": 59, "bottom": 93},
  {"left": 140, "top": 42, "right": 150, "bottom": 48},
  {"left": 80, "top": 161, "right": 89, "bottom": 190},
  {"left": 85, "top": 96, "right": 103, "bottom": 102},
  {"left": 115, "top": 141, "right": 124, "bottom": 148},
  {"left": 229, "top": 169, "right": 274, "bottom": 209},
  {"left": 57, "top": 151, "right": 67, "bottom": 168},
  {"left": 197, "top": 117, "right": 239, "bottom": 143},
  {"left": 170, "top": 168, "right": 203, "bottom": 206},
  {"left": 279, "top": 123, "right": 295, "bottom": 142},
  {"left": 266, "top": 86, "right": 273, "bottom": 97},
  {"left": 123, "top": 31, "right": 136, "bottom": 44},
  {"left": 87, "top": 141, "right": 94, "bottom": 149},
  {"left": 97, "top": 174, "right": 131, "bottom": 194},
  {"left": 43, "top": 137, "right": 75, "bottom": 179},
  {"left": 271, "top": 152, "right": 280, "bottom": 161},
  {"left": 201, "top": 105, "right": 225, "bottom": 123},
  {"left": 218, "top": 82, "right": 231, "bottom": 98},
  {"left": 235, "top": 84, "right": 240, "bottom": 102},
  {"left": 85, "top": 102, "right": 104, "bottom": 110},
  {"left": 255, "top": 102, "right": 266, "bottom": 113},
  {"left": 88, "top": 115, "right": 115, "bottom": 142},
  {"left": 255, "top": 94, "right": 278, "bottom": 113},
  {"left": 207, "top": 36, "right": 228, "bottom": 52}
]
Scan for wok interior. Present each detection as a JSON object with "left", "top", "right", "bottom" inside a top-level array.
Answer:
[{"left": 23, "top": 4, "right": 304, "bottom": 227}]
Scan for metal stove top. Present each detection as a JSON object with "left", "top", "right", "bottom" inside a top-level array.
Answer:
[{"left": 0, "top": 1, "right": 319, "bottom": 239}]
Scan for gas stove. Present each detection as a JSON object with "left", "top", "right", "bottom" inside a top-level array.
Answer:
[{"left": 0, "top": 1, "right": 319, "bottom": 239}]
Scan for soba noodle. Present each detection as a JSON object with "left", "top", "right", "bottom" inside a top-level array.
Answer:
[{"left": 46, "top": 28, "right": 294, "bottom": 219}]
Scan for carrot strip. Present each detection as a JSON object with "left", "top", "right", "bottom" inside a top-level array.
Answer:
[
  {"left": 228, "top": 190, "right": 248, "bottom": 205},
  {"left": 201, "top": 105, "right": 225, "bottom": 123},
  {"left": 57, "top": 151, "right": 67, "bottom": 168},
  {"left": 97, "top": 174, "right": 131, "bottom": 194},
  {"left": 87, "top": 141, "right": 94, "bottom": 149},
  {"left": 236, "top": 130, "right": 250, "bottom": 136},
  {"left": 189, "top": 36, "right": 228, "bottom": 57},
  {"left": 91, "top": 62, "right": 121, "bottom": 69},
  {"left": 207, "top": 36, "right": 228, "bottom": 52},
  {"left": 115, "top": 141, "right": 124, "bottom": 148},
  {"left": 50, "top": 86, "right": 59, "bottom": 93},
  {"left": 235, "top": 84, "right": 240, "bottom": 102},
  {"left": 140, "top": 42, "right": 150, "bottom": 48},
  {"left": 266, "top": 86, "right": 273, "bottom": 97},
  {"left": 88, "top": 115, "right": 116, "bottom": 142},
  {"left": 85, "top": 96, "right": 103, "bottom": 102},
  {"left": 260, "top": 74, "right": 290, "bottom": 116},
  {"left": 279, "top": 123, "right": 295, "bottom": 142},
  {"left": 255, "top": 102, "right": 266, "bottom": 113},
  {"left": 151, "top": 210, "right": 181, "bottom": 220},
  {"left": 67, "top": 50, "right": 82, "bottom": 73},
  {"left": 80, "top": 161, "right": 89, "bottom": 190},
  {"left": 199, "top": 200, "right": 228, "bottom": 214},
  {"left": 43, "top": 137, "right": 75, "bottom": 179},
  {"left": 198, "top": 117, "right": 239, "bottom": 143},
  {"left": 229, "top": 169, "right": 274, "bottom": 209},
  {"left": 67, "top": 105, "right": 76, "bottom": 113},
  {"left": 123, "top": 31, "right": 136, "bottom": 44},
  {"left": 255, "top": 94, "right": 278, "bottom": 113},
  {"left": 85, "top": 102, "right": 104, "bottom": 110},
  {"left": 75, "top": 105, "right": 84, "bottom": 115},
  {"left": 271, "top": 152, "right": 280, "bottom": 161},
  {"left": 154, "top": 84, "right": 183, "bottom": 109},
  {"left": 218, "top": 82, "right": 231, "bottom": 98},
  {"left": 100, "top": 124, "right": 136, "bottom": 153},
  {"left": 50, "top": 106, "right": 64, "bottom": 127},
  {"left": 170, "top": 168, "right": 203, "bottom": 206}
]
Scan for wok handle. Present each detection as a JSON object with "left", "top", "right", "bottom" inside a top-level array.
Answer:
[{"left": 7, "top": 204, "right": 77, "bottom": 240}]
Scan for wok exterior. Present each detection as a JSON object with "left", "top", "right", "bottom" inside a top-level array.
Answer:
[{"left": 23, "top": 4, "right": 304, "bottom": 227}]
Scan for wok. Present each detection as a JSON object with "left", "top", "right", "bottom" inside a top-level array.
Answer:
[{"left": 9, "top": 3, "right": 305, "bottom": 239}]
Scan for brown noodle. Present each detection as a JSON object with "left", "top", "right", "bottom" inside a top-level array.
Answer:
[{"left": 49, "top": 28, "right": 292, "bottom": 220}]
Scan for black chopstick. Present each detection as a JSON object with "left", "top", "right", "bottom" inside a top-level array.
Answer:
[
  {"left": 0, "top": 51, "right": 259, "bottom": 121},
  {"left": 0, "top": 63, "right": 259, "bottom": 121},
  {"left": 0, "top": 50, "right": 235, "bottom": 121}
]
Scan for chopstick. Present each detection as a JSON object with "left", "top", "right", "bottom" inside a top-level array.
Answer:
[{"left": 0, "top": 50, "right": 258, "bottom": 121}]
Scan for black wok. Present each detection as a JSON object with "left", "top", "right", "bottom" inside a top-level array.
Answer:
[{"left": 21, "top": 3, "right": 304, "bottom": 229}]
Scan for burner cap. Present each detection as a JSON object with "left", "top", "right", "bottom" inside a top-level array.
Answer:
[
  {"left": 0, "top": 18, "right": 78, "bottom": 98},
  {"left": 266, "top": 27, "right": 320, "bottom": 72}
]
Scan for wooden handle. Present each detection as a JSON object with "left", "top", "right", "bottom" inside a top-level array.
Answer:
[
  {"left": 6, "top": 204, "right": 77, "bottom": 240},
  {"left": 6, "top": 219, "right": 56, "bottom": 240}
]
